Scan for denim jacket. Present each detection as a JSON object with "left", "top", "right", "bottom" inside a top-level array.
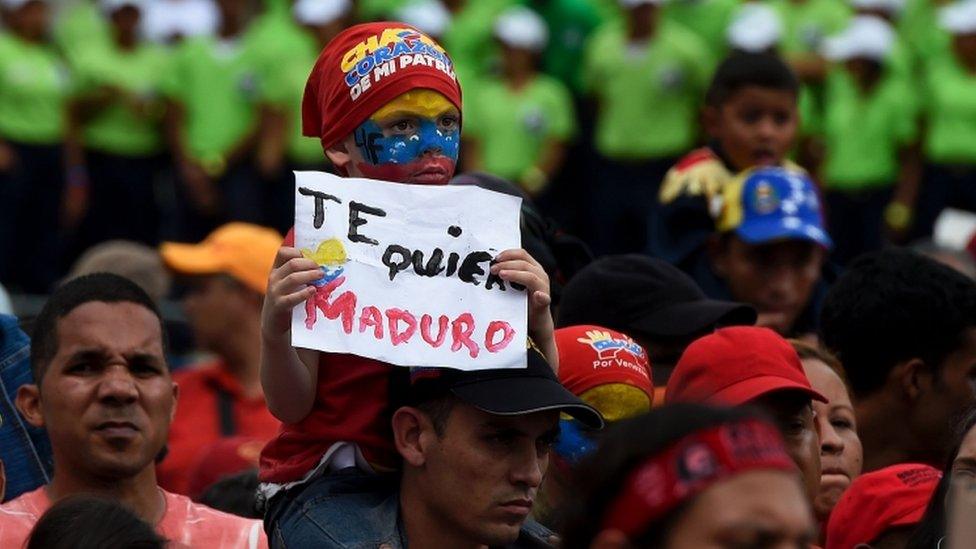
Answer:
[
  {"left": 268, "top": 467, "right": 554, "bottom": 549},
  {"left": 0, "top": 314, "right": 52, "bottom": 501}
]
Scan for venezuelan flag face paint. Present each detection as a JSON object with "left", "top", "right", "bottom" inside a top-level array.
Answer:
[{"left": 352, "top": 89, "right": 460, "bottom": 185}]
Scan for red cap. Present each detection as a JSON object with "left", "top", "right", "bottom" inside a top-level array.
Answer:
[
  {"left": 187, "top": 437, "right": 264, "bottom": 499},
  {"left": 665, "top": 326, "right": 826, "bottom": 405},
  {"left": 302, "top": 22, "right": 462, "bottom": 152},
  {"left": 825, "top": 464, "right": 941, "bottom": 549},
  {"left": 554, "top": 325, "right": 653, "bottom": 401}
]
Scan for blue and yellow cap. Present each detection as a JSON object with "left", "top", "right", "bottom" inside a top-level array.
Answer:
[{"left": 714, "top": 167, "right": 833, "bottom": 249}]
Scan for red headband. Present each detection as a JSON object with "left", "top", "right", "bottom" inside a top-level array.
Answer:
[
  {"left": 601, "top": 419, "right": 795, "bottom": 538},
  {"left": 302, "top": 22, "right": 463, "bottom": 153}
]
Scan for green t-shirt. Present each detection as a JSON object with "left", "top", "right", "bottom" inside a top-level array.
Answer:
[
  {"left": 0, "top": 34, "right": 69, "bottom": 144},
  {"left": 464, "top": 75, "right": 576, "bottom": 181},
  {"left": 537, "top": 0, "right": 606, "bottom": 92},
  {"left": 162, "top": 34, "right": 263, "bottom": 162},
  {"left": 901, "top": 0, "right": 951, "bottom": 68},
  {"left": 770, "top": 0, "right": 850, "bottom": 56},
  {"left": 74, "top": 44, "right": 169, "bottom": 156},
  {"left": 53, "top": 0, "right": 111, "bottom": 68},
  {"left": 582, "top": 22, "right": 711, "bottom": 160},
  {"left": 924, "top": 56, "right": 976, "bottom": 163},
  {"left": 821, "top": 70, "right": 917, "bottom": 190},
  {"left": 260, "top": 26, "right": 325, "bottom": 165},
  {"left": 663, "top": 0, "right": 740, "bottom": 62},
  {"left": 442, "top": 0, "right": 515, "bottom": 97}
]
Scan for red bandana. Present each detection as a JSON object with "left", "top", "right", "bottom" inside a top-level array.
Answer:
[{"left": 601, "top": 419, "right": 796, "bottom": 537}]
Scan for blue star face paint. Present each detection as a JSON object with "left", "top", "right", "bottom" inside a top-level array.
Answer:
[{"left": 352, "top": 89, "right": 460, "bottom": 185}]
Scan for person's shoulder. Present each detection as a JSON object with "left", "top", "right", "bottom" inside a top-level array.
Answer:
[
  {"left": 659, "top": 147, "right": 732, "bottom": 204},
  {"left": 659, "top": 21, "right": 709, "bottom": 54},
  {"left": 0, "top": 487, "right": 45, "bottom": 543},
  {"left": 171, "top": 360, "right": 224, "bottom": 386},
  {"left": 160, "top": 491, "right": 267, "bottom": 548},
  {"left": 531, "top": 74, "right": 572, "bottom": 97}
]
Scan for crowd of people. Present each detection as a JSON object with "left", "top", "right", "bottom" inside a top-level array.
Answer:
[{"left": 3, "top": 0, "right": 976, "bottom": 548}]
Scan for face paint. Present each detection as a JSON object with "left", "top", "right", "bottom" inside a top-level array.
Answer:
[
  {"left": 353, "top": 90, "right": 460, "bottom": 185},
  {"left": 554, "top": 418, "right": 598, "bottom": 465},
  {"left": 579, "top": 383, "right": 651, "bottom": 422}
]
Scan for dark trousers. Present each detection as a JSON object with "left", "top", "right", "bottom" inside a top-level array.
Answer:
[
  {"left": 911, "top": 163, "right": 976, "bottom": 241},
  {"left": 825, "top": 186, "right": 892, "bottom": 266},
  {"left": 0, "top": 141, "right": 65, "bottom": 293},
  {"left": 173, "top": 161, "right": 262, "bottom": 242},
  {"left": 72, "top": 150, "right": 163, "bottom": 255},
  {"left": 266, "top": 160, "right": 331, "bottom": 236},
  {"left": 588, "top": 154, "right": 676, "bottom": 256}
]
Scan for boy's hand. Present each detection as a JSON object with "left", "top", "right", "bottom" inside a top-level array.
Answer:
[
  {"left": 490, "top": 248, "right": 553, "bottom": 342},
  {"left": 262, "top": 247, "right": 324, "bottom": 338}
]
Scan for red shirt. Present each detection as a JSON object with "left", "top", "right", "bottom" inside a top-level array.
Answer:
[
  {"left": 258, "top": 229, "right": 400, "bottom": 483},
  {"left": 157, "top": 361, "right": 280, "bottom": 495},
  {"left": 258, "top": 354, "right": 400, "bottom": 483},
  {"left": 0, "top": 487, "right": 268, "bottom": 548}
]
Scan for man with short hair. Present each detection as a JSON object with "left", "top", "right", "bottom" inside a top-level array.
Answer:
[
  {"left": 821, "top": 249, "right": 976, "bottom": 472},
  {"left": 0, "top": 273, "right": 267, "bottom": 547},
  {"left": 309, "top": 347, "right": 603, "bottom": 547},
  {"left": 157, "top": 222, "right": 282, "bottom": 495},
  {"left": 666, "top": 326, "right": 826, "bottom": 504},
  {"left": 694, "top": 167, "right": 834, "bottom": 337}
]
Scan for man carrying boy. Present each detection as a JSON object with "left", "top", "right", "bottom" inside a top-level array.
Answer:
[{"left": 257, "top": 23, "right": 556, "bottom": 546}]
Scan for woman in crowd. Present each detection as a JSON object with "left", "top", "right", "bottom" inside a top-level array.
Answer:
[
  {"left": 794, "top": 341, "right": 863, "bottom": 529},
  {"left": 561, "top": 403, "right": 817, "bottom": 548}
]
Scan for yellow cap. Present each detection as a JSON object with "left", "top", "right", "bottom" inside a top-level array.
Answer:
[{"left": 160, "top": 223, "right": 282, "bottom": 294}]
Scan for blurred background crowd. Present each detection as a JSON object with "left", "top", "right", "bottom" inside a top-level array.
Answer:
[{"left": 5, "top": 0, "right": 976, "bottom": 300}]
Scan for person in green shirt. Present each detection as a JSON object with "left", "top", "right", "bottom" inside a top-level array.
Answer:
[
  {"left": 911, "top": 0, "right": 976, "bottom": 240},
  {"left": 464, "top": 6, "right": 576, "bottom": 197},
  {"left": 65, "top": 0, "right": 169, "bottom": 254},
  {"left": 0, "top": 0, "right": 73, "bottom": 293},
  {"left": 581, "top": 0, "right": 712, "bottom": 255},
  {"left": 256, "top": 0, "right": 349, "bottom": 234},
  {"left": 816, "top": 15, "right": 919, "bottom": 264},
  {"left": 163, "top": 0, "right": 265, "bottom": 241}
]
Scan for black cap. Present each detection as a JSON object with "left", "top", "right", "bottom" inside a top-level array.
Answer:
[
  {"left": 557, "top": 255, "right": 756, "bottom": 339},
  {"left": 408, "top": 347, "right": 605, "bottom": 429}
]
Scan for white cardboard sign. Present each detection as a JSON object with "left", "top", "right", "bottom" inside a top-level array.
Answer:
[{"left": 291, "top": 171, "right": 527, "bottom": 369}]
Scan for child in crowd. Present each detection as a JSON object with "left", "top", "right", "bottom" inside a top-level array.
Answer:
[
  {"left": 256, "top": 22, "right": 556, "bottom": 546},
  {"left": 463, "top": 6, "right": 576, "bottom": 197},
  {"left": 583, "top": 0, "right": 712, "bottom": 255},
  {"left": 655, "top": 51, "right": 803, "bottom": 267},
  {"left": 815, "top": 15, "right": 919, "bottom": 264}
]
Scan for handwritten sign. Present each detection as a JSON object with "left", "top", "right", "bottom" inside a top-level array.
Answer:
[{"left": 291, "top": 171, "right": 527, "bottom": 370}]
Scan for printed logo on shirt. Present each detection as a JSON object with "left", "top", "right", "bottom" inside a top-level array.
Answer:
[{"left": 340, "top": 28, "right": 456, "bottom": 101}]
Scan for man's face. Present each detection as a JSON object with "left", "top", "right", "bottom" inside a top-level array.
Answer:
[
  {"left": 708, "top": 86, "right": 798, "bottom": 172},
  {"left": 337, "top": 90, "right": 460, "bottom": 185},
  {"left": 26, "top": 302, "right": 176, "bottom": 481},
  {"left": 416, "top": 404, "right": 559, "bottom": 546},
  {"left": 752, "top": 390, "right": 822, "bottom": 505},
  {"left": 712, "top": 236, "right": 824, "bottom": 335},
  {"left": 180, "top": 275, "right": 255, "bottom": 351},
  {"left": 915, "top": 328, "right": 976, "bottom": 461},
  {"left": 666, "top": 470, "right": 816, "bottom": 549}
]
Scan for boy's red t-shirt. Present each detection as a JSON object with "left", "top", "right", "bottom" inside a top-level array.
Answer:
[{"left": 258, "top": 230, "right": 401, "bottom": 483}]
